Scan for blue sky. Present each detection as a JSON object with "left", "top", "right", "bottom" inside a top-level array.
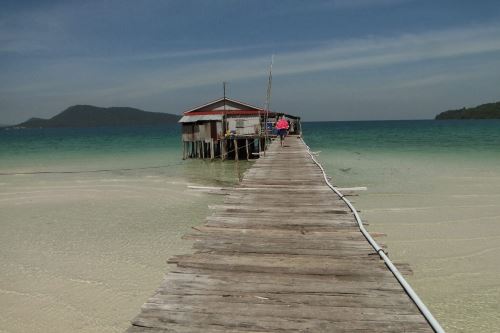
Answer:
[{"left": 1, "top": 0, "right": 500, "bottom": 123}]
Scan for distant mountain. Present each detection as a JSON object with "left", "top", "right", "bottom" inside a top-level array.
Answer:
[
  {"left": 435, "top": 101, "right": 500, "bottom": 120},
  {"left": 14, "top": 105, "right": 180, "bottom": 128}
]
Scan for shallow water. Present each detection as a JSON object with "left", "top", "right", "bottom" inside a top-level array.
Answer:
[
  {"left": 1, "top": 121, "right": 499, "bottom": 332},
  {"left": 305, "top": 120, "right": 500, "bottom": 332},
  {"left": 0, "top": 125, "right": 250, "bottom": 332}
]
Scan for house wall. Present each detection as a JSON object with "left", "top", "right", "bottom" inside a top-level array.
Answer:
[
  {"left": 227, "top": 117, "right": 260, "bottom": 135},
  {"left": 182, "top": 124, "right": 197, "bottom": 141},
  {"left": 182, "top": 121, "right": 223, "bottom": 141}
]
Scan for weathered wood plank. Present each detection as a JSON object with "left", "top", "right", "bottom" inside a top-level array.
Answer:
[{"left": 127, "top": 136, "right": 433, "bottom": 332}]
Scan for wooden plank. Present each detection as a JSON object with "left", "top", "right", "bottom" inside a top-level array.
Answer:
[{"left": 127, "top": 136, "right": 433, "bottom": 333}]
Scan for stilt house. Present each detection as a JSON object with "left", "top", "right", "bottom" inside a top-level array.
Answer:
[{"left": 179, "top": 97, "right": 301, "bottom": 160}]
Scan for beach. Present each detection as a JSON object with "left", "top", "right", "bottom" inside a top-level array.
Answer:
[{"left": 1, "top": 120, "right": 500, "bottom": 332}]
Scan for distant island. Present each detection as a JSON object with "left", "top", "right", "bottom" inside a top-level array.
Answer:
[
  {"left": 435, "top": 101, "right": 500, "bottom": 120},
  {"left": 13, "top": 105, "right": 180, "bottom": 128}
]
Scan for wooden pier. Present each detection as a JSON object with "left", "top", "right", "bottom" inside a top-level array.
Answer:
[{"left": 128, "top": 136, "right": 435, "bottom": 332}]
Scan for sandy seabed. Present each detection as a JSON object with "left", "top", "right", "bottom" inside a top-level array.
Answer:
[
  {"left": 328, "top": 150, "right": 500, "bottom": 332},
  {"left": 1, "top": 150, "right": 499, "bottom": 332}
]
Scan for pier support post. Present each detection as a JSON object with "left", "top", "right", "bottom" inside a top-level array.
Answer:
[
  {"left": 221, "top": 140, "right": 226, "bottom": 161},
  {"left": 246, "top": 139, "right": 249, "bottom": 160},
  {"left": 211, "top": 139, "right": 215, "bottom": 160},
  {"left": 234, "top": 139, "right": 239, "bottom": 161}
]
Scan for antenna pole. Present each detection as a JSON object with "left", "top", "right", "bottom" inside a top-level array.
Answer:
[
  {"left": 222, "top": 81, "right": 227, "bottom": 157},
  {"left": 264, "top": 55, "right": 274, "bottom": 151}
]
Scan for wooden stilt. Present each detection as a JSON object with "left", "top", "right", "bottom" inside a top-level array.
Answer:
[
  {"left": 183, "top": 141, "right": 186, "bottom": 160},
  {"left": 202, "top": 141, "right": 205, "bottom": 159},
  {"left": 211, "top": 139, "right": 215, "bottom": 160},
  {"left": 219, "top": 140, "right": 223, "bottom": 160},
  {"left": 224, "top": 139, "right": 227, "bottom": 161},
  {"left": 246, "top": 138, "right": 249, "bottom": 161},
  {"left": 234, "top": 139, "right": 239, "bottom": 161}
]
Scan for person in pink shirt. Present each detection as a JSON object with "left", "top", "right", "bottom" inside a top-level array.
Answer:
[{"left": 275, "top": 116, "right": 289, "bottom": 147}]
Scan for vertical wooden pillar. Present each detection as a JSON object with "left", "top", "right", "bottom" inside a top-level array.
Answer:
[
  {"left": 223, "top": 139, "right": 227, "bottom": 161},
  {"left": 245, "top": 139, "right": 249, "bottom": 160},
  {"left": 201, "top": 141, "right": 205, "bottom": 159},
  {"left": 210, "top": 139, "right": 215, "bottom": 160},
  {"left": 183, "top": 141, "right": 186, "bottom": 160},
  {"left": 234, "top": 139, "right": 239, "bottom": 161},
  {"left": 219, "top": 140, "right": 223, "bottom": 160}
]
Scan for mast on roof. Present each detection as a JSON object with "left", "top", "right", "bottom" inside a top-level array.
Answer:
[
  {"left": 264, "top": 55, "right": 274, "bottom": 141},
  {"left": 223, "top": 81, "right": 227, "bottom": 136}
]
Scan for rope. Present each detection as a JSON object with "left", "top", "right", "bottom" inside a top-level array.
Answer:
[{"left": 300, "top": 137, "right": 445, "bottom": 333}]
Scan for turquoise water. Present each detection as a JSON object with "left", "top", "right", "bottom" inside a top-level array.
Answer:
[
  {"left": 1, "top": 120, "right": 500, "bottom": 332},
  {"left": 2, "top": 120, "right": 500, "bottom": 171},
  {"left": 0, "top": 125, "right": 182, "bottom": 172},
  {"left": 305, "top": 120, "right": 500, "bottom": 153}
]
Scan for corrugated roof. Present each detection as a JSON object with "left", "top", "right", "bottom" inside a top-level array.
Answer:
[
  {"left": 183, "top": 97, "right": 262, "bottom": 114},
  {"left": 178, "top": 114, "right": 223, "bottom": 123}
]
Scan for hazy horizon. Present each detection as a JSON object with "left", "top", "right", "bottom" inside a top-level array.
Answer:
[
  {"left": 6, "top": 104, "right": 500, "bottom": 126},
  {"left": 1, "top": 0, "right": 500, "bottom": 124}
]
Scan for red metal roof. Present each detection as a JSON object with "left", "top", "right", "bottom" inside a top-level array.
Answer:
[
  {"left": 185, "top": 110, "right": 270, "bottom": 116},
  {"left": 183, "top": 97, "right": 263, "bottom": 115}
]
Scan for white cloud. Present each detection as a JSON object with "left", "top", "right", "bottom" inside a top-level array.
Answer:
[
  {"left": 97, "top": 23, "right": 500, "bottom": 97},
  {"left": 3, "top": 22, "right": 500, "bottom": 104}
]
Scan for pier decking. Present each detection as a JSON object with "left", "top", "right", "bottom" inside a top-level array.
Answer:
[{"left": 128, "top": 136, "right": 434, "bottom": 332}]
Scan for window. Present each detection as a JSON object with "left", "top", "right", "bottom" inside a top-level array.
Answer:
[{"left": 236, "top": 119, "right": 245, "bottom": 128}]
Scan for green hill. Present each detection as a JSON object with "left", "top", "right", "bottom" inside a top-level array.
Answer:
[
  {"left": 15, "top": 105, "right": 180, "bottom": 128},
  {"left": 435, "top": 101, "right": 500, "bottom": 120}
]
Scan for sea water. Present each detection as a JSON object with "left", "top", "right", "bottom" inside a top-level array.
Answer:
[{"left": 1, "top": 121, "right": 499, "bottom": 332}]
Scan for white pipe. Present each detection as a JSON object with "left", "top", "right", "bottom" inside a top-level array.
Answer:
[{"left": 300, "top": 137, "right": 445, "bottom": 333}]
